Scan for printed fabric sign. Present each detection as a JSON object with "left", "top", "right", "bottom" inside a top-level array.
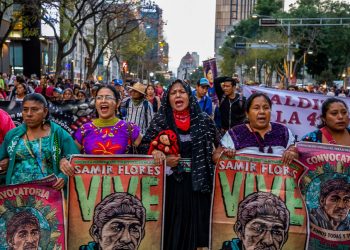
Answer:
[
  {"left": 0, "top": 100, "right": 94, "bottom": 136},
  {"left": 203, "top": 58, "right": 218, "bottom": 105},
  {"left": 68, "top": 155, "right": 165, "bottom": 250},
  {"left": 243, "top": 86, "right": 350, "bottom": 141},
  {"left": 212, "top": 153, "right": 308, "bottom": 250},
  {"left": 0, "top": 175, "right": 66, "bottom": 249},
  {"left": 297, "top": 142, "right": 350, "bottom": 249}
]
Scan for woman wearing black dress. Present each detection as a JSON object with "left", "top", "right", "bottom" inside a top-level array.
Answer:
[{"left": 140, "top": 79, "right": 219, "bottom": 250}]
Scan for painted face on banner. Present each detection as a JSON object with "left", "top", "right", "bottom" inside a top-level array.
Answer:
[
  {"left": 9, "top": 224, "right": 40, "bottom": 250},
  {"left": 321, "top": 190, "right": 350, "bottom": 224},
  {"left": 97, "top": 215, "right": 144, "bottom": 250},
  {"left": 240, "top": 216, "right": 286, "bottom": 250},
  {"left": 206, "top": 69, "right": 214, "bottom": 83}
]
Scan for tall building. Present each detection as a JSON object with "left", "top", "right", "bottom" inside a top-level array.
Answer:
[
  {"left": 215, "top": 0, "right": 257, "bottom": 60},
  {"left": 177, "top": 52, "right": 199, "bottom": 80},
  {"left": 140, "top": 4, "right": 168, "bottom": 73}
]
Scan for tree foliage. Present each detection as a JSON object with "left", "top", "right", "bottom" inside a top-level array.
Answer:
[{"left": 219, "top": 0, "right": 350, "bottom": 84}]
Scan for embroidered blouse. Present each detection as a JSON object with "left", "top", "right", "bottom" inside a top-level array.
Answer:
[
  {"left": 75, "top": 119, "right": 140, "bottom": 155},
  {"left": 221, "top": 122, "right": 295, "bottom": 155}
]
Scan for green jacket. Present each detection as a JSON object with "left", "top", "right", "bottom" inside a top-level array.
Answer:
[{"left": 0, "top": 121, "right": 79, "bottom": 185}]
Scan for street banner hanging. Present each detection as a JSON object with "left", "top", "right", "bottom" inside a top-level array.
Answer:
[
  {"left": 243, "top": 86, "right": 350, "bottom": 141},
  {"left": 68, "top": 155, "right": 165, "bottom": 250},
  {"left": 211, "top": 153, "right": 308, "bottom": 250},
  {"left": 203, "top": 58, "right": 218, "bottom": 105},
  {"left": 0, "top": 100, "right": 94, "bottom": 136},
  {"left": 0, "top": 175, "right": 66, "bottom": 249},
  {"left": 297, "top": 142, "right": 350, "bottom": 249}
]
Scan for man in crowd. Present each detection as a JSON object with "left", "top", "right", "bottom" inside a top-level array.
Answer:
[
  {"left": 6, "top": 211, "right": 41, "bottom": 250},
  {"left": 121, "top": 82, "right": 153, "bottom": 135},
  {"left": 222, "top": 192, "right": 290, "bottom": 250},
  {"left": 193, "top": 78, "right": 212, "bottom": 117},
  {"left": 310, "top": 178, "right": 350, "bottom": 231},
  {"left": 214, "top": 76, "right": 246, "bottom": 132},
  {"left": 80, "top": 192, "right": 146, "bottom": 250}
]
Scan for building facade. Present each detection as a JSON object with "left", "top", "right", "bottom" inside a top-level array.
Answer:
[
  {"left": 177, "top": 52, "right": 199, "bottom": 80},
  {"left": 214, "top": 0, "right": 257, "bottom": 61}
]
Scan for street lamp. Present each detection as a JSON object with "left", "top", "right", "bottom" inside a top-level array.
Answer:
[
  {"left": 302, "top": 50, "right": 313, "bottom": 87},
  {"left": 254, "top": 14, "right": 293, "bottom": 88}
]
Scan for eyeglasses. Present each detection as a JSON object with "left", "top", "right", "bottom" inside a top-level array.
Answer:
[{"left": 95, "top": 95, "right": 116, "bottom": 101}]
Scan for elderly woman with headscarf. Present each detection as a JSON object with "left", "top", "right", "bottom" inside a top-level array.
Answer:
[{"left": 139, "top": 79, "right": 219, "bottom": 250}]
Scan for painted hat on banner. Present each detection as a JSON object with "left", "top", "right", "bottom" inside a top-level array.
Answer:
[{"left": 127, "top": 82, "right": 147, "bottom": 95}]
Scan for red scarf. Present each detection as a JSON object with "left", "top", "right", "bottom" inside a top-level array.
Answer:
[{"left": 173, "top": 109, "right": 190, "bottom": 131}]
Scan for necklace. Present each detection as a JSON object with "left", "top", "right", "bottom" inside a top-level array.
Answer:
[
  {"left": 23, "top": 134, "right": 45, "bottom": 175},
  {"left": 248, "top": 124, "right": 273, "bottom": 153},
  {"left": 93, "top": 117, "right": 119, "bottom": 127}
]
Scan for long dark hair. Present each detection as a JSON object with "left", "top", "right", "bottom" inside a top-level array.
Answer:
[{"left": 318, "top": 97, "right": 349, "bottom": 128}]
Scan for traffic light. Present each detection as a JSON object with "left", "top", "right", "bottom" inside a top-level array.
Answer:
[{"left": 235, "top": 43, "right": 247, "bottom": 49}]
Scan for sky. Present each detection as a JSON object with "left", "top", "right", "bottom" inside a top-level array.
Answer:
[
  {"left": 154, "top": 0, "right": 216, "bottom": 73},
  {"left": 155, "top": 0, "right": 350, "bottom": 73}
]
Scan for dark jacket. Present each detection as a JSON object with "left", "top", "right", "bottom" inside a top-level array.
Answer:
[{"left": 219, "top": 93, "right": 246, "bottom": 131}]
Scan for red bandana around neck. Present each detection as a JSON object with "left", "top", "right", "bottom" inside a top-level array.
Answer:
[{"left": 173, "top": 109, "right": 190, "bottom": 131}]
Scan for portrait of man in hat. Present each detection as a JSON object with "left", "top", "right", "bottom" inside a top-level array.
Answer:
[
  {"left": 310, "top": 178, "right": 350, "bottom": 231},
  {"left": 80, "top": 192, "right": 146, "bottom": 250},
  {"left": 6, "top": 211, "right": 41, "bottom": 250},
  {"left": 222, "top": 192, "right": 290, "bottom": 250}
]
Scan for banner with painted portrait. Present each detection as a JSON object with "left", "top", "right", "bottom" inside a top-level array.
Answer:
[
  {"left": 68, "top": 155, "right": 165, "bottom": 250},
  {"left": 0, "top": 175, "right": 66, "bottom": 249},
  {"left": 203, "top": 58, "right": 218, "bottom": 105},
  {"left": 211, "top": 153, "right": 308, "bottom": 250},
  {"left": 297, "top": 142, "right": 350, "bottom": 249}
]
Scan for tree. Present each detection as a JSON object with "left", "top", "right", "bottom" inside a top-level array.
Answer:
[
  {"left": 109, "top": 26, "right": 152, "bottom": 80},
  {"left": 0, "top": 0, "right": 46, "bottom": 49},
  {"left": 81, "top": 0, "right": 152, "bottom": 80},
  {"left": 41, "top": 0, "right": 112, "bottom": 80}
]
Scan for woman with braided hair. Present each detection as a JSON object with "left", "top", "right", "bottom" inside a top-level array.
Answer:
[{"left": 139, "top": 79, "right": 220, "bottom": 250}]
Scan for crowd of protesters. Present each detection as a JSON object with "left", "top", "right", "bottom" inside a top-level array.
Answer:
[{"left": 0, "top": 70, "right": 350, "bottom": 250}]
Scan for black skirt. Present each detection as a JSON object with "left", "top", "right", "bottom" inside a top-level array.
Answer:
[{"left": 163, "top": 172, "right": 211, "bottom": 250}]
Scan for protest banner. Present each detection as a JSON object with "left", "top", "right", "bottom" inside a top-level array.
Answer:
[
  {"left": 297, "top": 142, "right": 350, "bottom": 249},
  {"left": 68, "top": 155, "right": 165, "bottom": 250},
  {"left": 211, "top": 153, "right": 308, "bottom": 250},
  {"left": 203, "top": 58, "right": 218, "bottom": 105},
  {"left": 243, "top": 86, "right": 350, "bottom": 140},
  {"left": 0, "top": 175, "right": 66, "bottom": 249},
  {"left": 0, "top": 100, "right": 94, "bottom": 136}
]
